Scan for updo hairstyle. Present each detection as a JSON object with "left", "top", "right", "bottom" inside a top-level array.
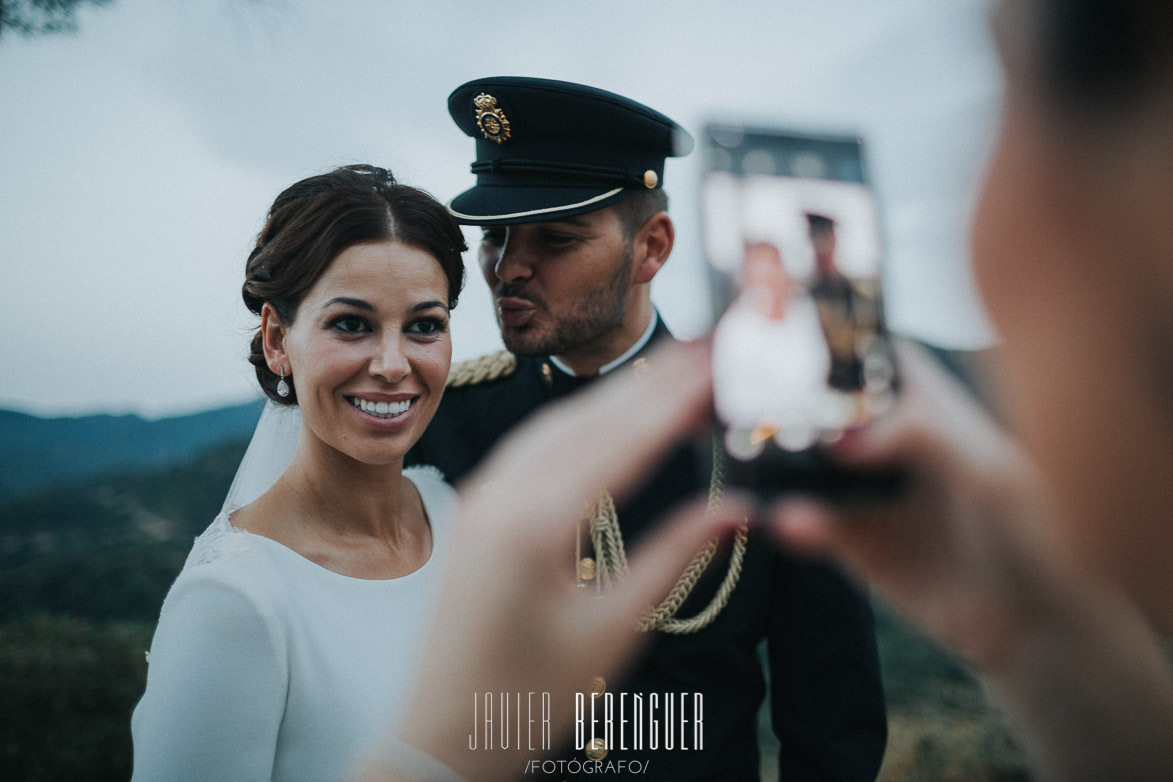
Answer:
[{"left": 242, "top": 165, "right": 466, "bottom": 405}]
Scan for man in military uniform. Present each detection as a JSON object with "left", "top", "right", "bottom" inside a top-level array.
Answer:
[
  {"left": 406, "top": 77, "right": 886, "bottom": 781},
  {"left": 806, "top": 212, "right": 882, "bottom": 393}
]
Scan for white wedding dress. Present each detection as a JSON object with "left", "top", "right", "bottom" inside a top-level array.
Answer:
[
  {"left": 712, "top": 290, "right": 848, "bottom": 453},
  {"left": 130, "top": 402, "right": 456, "bottom": 782}
]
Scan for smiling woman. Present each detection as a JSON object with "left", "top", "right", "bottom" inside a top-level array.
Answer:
[{"left": 129, "top": 165, "right": 469, "bottom": 782}]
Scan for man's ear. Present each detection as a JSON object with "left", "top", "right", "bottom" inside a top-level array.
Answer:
[
  {"left": 632, "top": 212, "right": 674, "bottom": 284},
  {"left": 260, "top": 302, "right": 289, "bottom": 375}
]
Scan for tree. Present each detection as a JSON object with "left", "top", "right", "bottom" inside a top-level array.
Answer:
[
  {"left": 0, "top": 0, "right": 115, "bottom": 39},
  {"left": 0, "top": 614, "right": 151, "bottom": 781}
]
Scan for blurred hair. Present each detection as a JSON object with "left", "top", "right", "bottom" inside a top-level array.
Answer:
[
  {"left": 1034, "top": 0, "right": 1173, "bottom": 116},
  {"left": 242, "top": 164, "right": 466, "bottom": 405}
]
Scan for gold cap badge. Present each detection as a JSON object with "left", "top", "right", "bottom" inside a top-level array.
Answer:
[{"left": 474, "top": 93, "right": 511, "bottom": 144}]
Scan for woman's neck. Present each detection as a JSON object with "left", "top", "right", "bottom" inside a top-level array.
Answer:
[
  {"left": 279, "top": 436, "right": 410, "bottom": 542},
  {"left": 233, "top": 432, "right": 432, "bottom": 579}
]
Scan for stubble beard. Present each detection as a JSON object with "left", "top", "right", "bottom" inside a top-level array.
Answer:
[{"left": 500, "top": 244, "right": 635, "bottom": 359}]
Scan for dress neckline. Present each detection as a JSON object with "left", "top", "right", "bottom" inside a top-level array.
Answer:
[{"left": 221, "top": 470, "right": 444, "bottom": 584}]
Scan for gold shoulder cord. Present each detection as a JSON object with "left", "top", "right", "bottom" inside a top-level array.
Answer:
[
  {"left": 592, "top": 436, "right": 749, "bottom": 634},
  {"left": 448, "top": 350, "right": 749, "bottom": 634},
  {"left": 446, "top": 350, "right": 517, "bottom": 388}
]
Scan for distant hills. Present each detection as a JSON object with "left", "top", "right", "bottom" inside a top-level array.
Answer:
[{"left": 0, "top": 399, "right": 265, "bottom": 499}]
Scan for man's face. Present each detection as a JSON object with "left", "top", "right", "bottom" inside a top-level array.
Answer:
[
  {"left": 812, "top": 231, "right": 837, "bottom": 274},
  {"left": 478, "top": 206, "right": 636, "bottom": 358}
]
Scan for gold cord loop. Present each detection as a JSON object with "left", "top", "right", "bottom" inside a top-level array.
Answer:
[
  {"left": 590, "top": 437, "right": 749, "bottom": 634},
  {"left": 448, "top": 350, "right": 748, "bottom": 633}
]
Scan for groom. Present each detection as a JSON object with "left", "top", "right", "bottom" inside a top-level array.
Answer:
[{"left": 406, "top": 76, "right": 887, "bottom": 782}]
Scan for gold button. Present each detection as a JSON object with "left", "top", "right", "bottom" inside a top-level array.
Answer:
[
  {"left": 590, "top": 675, "right": 606, "bottom": 696},
  {"left": 585, "top": 738, "right": 608, "bottom": 761},
  {"left": 541, "top": 362, "right": 553, "bottom": 386},
  {"left": 578, "top": 557, "right": 596, "bottom": 581},
  {"left": 643, "top": 169, "right": 658, "bottom": 189},
  {"left": 632, "top": 357, "right": 649, "bottom": 377}
]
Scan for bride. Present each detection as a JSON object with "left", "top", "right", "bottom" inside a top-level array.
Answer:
[{"left": 130, "top": 165, "right": 465, "bottom": 782}]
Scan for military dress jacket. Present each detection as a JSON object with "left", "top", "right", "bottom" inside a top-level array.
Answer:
[{"left": 405, "top": 320, "right": 887, "bottom": 782}]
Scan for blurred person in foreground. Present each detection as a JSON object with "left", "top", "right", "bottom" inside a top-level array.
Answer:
[{"left": 359, "top": 0, "right": 1173, "bottom": 780}]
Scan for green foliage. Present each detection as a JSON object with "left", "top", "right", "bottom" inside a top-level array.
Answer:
[
  {"left": 879, "top": 709, "right": 1034, "bottom": 782},
  {"left": 0, "top": 614, "right": 151, "bottom": 782},
  {"left": 870, "top": 606, "right": 1034, "bottom": 781},
  {"left": 0, "top": 435, "right": 250, "bottom": 780},
  {"left": 873, "top": 605, "right": 981, "bottom": 710},
  {"left": 0, "top": 437, "right": 248, "bottom": 623},
  {"left": 0, "top": 0, "right": 115, "bottom": 38},
  {"left": 0, "top": 542, "right": 189, "bottom": 623}
]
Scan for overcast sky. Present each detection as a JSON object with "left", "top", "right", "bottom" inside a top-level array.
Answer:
[{"left": 0, "top": 0, "right": 1000, "bottom": 419}]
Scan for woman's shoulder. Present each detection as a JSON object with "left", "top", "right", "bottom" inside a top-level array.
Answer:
[
  {"left": 156, "top": 514, "right": 287, "bottom": 630},
  {"left": 181, "top": 514, "right": 239, "bottom": 564},
  {"left": 403, "top": 462, "right": 447, "bottom": 488},
  {"left": 182, "top": 513, "right": 261, "bottom": 570},
  {"left": 172, "top": 513, "right": 287, "bottom": 600},
  {"left": 404, "top": 465, "right": 459, "bottom": 527}
]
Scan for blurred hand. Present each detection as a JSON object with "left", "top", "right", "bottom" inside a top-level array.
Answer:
[
  {"left": 361, "top": 340, "right": 748, "bottom": 782},
  {"left": 358, "top": 338, "right": 1173, "bottom": 782},
  {"left": 770, "top": 341, "right": 1069, "bottom": 669}
]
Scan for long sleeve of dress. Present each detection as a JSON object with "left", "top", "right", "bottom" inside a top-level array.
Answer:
[{"left": 131, "top": 565, "right": 288, "bottom": 782}]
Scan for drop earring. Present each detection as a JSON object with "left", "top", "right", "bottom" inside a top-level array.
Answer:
[{"left": 276, "top": 366, "right": 290, "bottom": 398}]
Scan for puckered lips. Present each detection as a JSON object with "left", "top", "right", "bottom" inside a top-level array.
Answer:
[
  {"left": 497, "top": 296, "right": 537, "bottom": 328},
  {"left": 345, "top": 393, "right": 418, "bottom": 429}
]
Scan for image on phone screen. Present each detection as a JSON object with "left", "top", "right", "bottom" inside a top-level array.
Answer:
[{"left": 702, "top": 125, "right": 897, "bottom": 462}]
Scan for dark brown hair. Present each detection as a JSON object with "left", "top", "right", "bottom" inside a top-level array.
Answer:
[
  {"left": 614, "top": 188, "right": 669, "bottom": 242},
  {"left": 1032, "top": 0, "right": 1173, "bottom": 117},
  {"left": 242, "top": 165, "right": 466, "bottom": 404}
]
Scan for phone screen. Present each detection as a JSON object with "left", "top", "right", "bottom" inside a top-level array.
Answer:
[{"left": 701, "top": 125, "right": 897, "bottom": 484}]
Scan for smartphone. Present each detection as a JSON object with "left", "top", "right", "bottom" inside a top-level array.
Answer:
[{"left": 700, "top": 123, "right": 901, "bottom": 498}]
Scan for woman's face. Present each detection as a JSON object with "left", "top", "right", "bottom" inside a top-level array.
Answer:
[
  {"left": 740, "top": 242, "right": 794, "bottom": 320},
  {"left": 972, "top": 3, "right": 1173, "bottom": 624},
  {"left": 271, "top": 239, "right": 452, "bottom": 468}
]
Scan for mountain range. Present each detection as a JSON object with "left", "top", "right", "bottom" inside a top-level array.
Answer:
[{"left": 0, "top": 399, "right": 265, "bottom": 499}]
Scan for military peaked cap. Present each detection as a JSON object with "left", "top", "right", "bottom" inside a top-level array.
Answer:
[{"left": 446, "top": 76, "right": 693, "bottom": 225}]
